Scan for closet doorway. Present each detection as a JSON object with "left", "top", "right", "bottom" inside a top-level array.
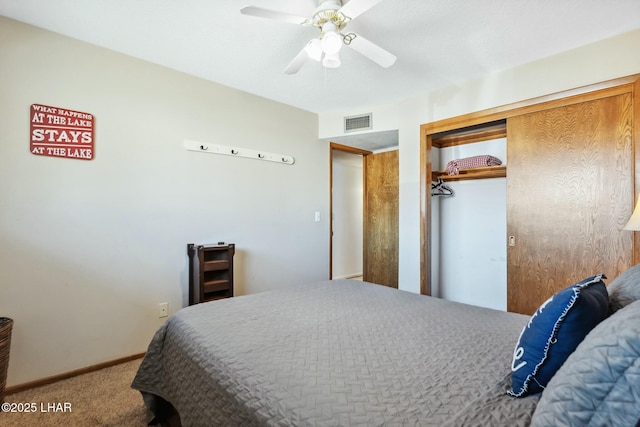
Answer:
[
  {"left": 330, "top": 143, "right": 369, "bottom": 281},
  {"left": 330, "top": 141, "right": 399, "bottom": 288},
  {"left": 331, "top": 146, "right": 366, "bottom": 280},
  {"left": 419, "top": 76, "right": 638, "bottom": 314}
]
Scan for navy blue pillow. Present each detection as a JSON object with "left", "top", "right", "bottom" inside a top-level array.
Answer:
[{"left": 509, "top": 274, "right": 609, "bottom": 397}]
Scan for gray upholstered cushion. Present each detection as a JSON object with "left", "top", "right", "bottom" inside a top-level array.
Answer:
[
  {"left": 530, "top": 300, "right": 640, "bottom": 427},
  {"left": 607, "top": 264, "right": 640, "bottom": 313}
]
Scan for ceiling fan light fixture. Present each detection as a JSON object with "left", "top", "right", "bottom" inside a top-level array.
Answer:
[
  {"left": 320, "top": 23, "right": 343, "bottom": 54},
  {"left": 322, "top": 52, "right": 341, "bottom": 69},
  {"left": 241, "top": 0, "right": 395, "bottom": 75},
  {"left": 304, "top": 38, "right": 323, "bottom": 62}
]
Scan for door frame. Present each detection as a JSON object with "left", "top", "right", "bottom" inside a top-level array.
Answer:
[{"left": 329, "top": 142, "right": 372, "bottom": 280}]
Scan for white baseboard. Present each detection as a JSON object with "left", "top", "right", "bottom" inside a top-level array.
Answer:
[{"left": 333, "top": 273, "right": 363, "bottom": 280}]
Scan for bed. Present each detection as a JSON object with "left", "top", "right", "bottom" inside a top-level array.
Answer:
[{"left": 132, "top": 277, "right": 640, "bottom": 426}]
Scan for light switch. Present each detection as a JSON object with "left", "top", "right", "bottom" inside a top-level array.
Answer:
[
  {"left": 315, "top": 211, "right": 321, "bottom": 222},
  {"left": 158, "top": 302, "right": 168, "bottom": 318}
]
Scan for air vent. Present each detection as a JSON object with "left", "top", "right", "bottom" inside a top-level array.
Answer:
[{"left": 344, "top": 113, "right": 372, "bottom": 133}]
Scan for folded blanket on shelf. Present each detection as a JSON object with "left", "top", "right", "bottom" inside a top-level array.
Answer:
[{"left": 446, "top": 155, "right": 502, "bottom": 175}]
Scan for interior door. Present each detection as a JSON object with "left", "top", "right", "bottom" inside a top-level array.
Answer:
[
  {"left": 507, "top": 94, "right": 633, "bottom": 315},
  {"left": 364, "top": 150, "right": 399, "bottom": 287}
]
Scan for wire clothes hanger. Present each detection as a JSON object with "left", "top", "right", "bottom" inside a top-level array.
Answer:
[{"left": 431, "top": 178, "right": 454, "bottom": 197}]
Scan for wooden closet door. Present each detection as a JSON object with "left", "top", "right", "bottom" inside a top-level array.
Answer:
[{"left": 507, "top": 94, "right": 634, "bottom": 315}]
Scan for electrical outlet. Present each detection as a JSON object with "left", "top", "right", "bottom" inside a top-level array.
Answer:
[{"left": 158, "top": 302, "right": 168, "bottom": 318}]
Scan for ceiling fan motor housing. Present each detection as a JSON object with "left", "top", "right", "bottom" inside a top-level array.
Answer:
[{"left": 312, "top": 1, "right": 350, "bottom": 31}]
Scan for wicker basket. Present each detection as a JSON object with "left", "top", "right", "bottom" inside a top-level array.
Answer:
[{"left": 0, "top": 317, "right": 13, "bottom": 404}]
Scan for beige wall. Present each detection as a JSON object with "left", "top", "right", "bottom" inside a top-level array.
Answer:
[{"left": 0, "top": 17, "right": 328, "bottom": 386}]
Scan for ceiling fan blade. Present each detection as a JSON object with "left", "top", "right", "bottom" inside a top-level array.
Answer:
[
  {"left": 284, "top": 47, "right": 311, "bottom": 75},
  {"left": 338, "top": 0, "right": 384, "bottom": 20},
  {"left": 240, "top": 6, "right": 309, "bottom": 25},
  {"left": 346, "top": 33, "right": 396, "bottom": 68},
  {"left": 284, "top": 39, "right": 322, "bottom": 74}
]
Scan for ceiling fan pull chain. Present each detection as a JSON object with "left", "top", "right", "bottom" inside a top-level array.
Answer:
[{"left": 343, "top": 33, "right": 356, "bottom": 45}]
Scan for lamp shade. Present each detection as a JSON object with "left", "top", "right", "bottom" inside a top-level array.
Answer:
[
  {"left": 304, "top": 38, "right": 322, "bottom": 62},
  {"left": 624, "top": 196, "right": 640, "bottom": 230},
  {"left": 320, "top": 22, "right": 343, "bottom": 55},
  {"left": 322, "top": 52, "right": 341, "bottom": 68}
]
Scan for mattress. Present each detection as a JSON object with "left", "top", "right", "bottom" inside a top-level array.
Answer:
[{"left": 132, "top": 279, "right": 539, "bottom": 426}]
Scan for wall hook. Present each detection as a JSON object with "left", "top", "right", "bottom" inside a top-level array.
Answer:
[{"left": 184, "top": 140, "right": 295, "bottom": 165}]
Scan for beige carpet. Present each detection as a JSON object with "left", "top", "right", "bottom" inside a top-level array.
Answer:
[{"left": 0, "top": 358, "right": 149, "bottom": 426}]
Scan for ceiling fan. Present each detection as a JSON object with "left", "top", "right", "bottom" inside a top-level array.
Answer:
[{"left": 241, "top": 0, "right": 397, "bottom": 74}]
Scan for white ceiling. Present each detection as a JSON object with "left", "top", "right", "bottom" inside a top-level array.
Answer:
[{"left": 2, "top": 0, "right": 640, "bottom": 117}]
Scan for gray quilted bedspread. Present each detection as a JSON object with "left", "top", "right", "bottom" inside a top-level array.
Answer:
[{"left": 132, "top": 280, "right": 539, "bottom": 426}]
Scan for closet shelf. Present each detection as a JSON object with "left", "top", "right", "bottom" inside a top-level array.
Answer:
[
  {"left": 432, "top": 165, "right": 506, "bottom": 181},
  {"left": 431, "top": 120, "right": 507, "bottom": 148}
]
